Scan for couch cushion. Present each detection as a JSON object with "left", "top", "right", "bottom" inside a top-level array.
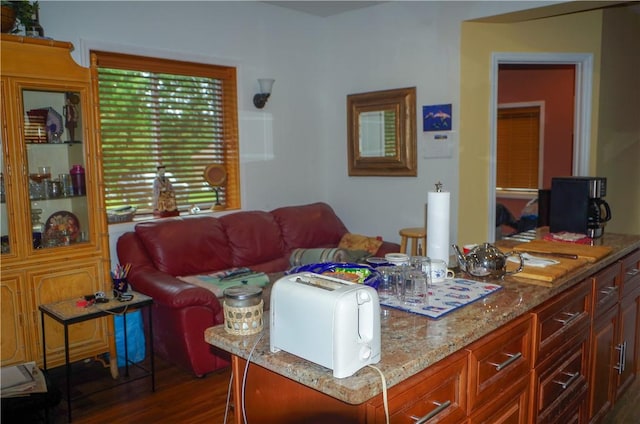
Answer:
[
  {"left": 338, "top": 233, "right": 383, "bottom": 255},
  {"left": 271, "top": 202, "right": 349, "bottom": 251},
  {"left": 134, "top": 217, "right": 232, "bottom": 276},
  {"left": 220, "top": 211, "right": 285, "bottom": 267}
]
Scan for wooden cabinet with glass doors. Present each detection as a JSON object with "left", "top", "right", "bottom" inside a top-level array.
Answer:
[{"left": 1, "top": 34, "right": 115, "bottom": 372}]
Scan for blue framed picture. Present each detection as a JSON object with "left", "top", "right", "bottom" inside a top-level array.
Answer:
[{"left": 423, "top": 104, "right": 452, "bottom": 132}]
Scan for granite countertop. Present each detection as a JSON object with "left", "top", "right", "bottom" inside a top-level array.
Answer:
[{"left": 204, "top": 232, "right": 640, "bottom": 405}]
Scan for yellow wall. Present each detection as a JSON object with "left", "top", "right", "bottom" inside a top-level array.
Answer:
[
  {"left": 597, "top": 7, "right": 640, "bottom": 235},
  {"left": 459, "top": 10, "right": 604, "bottom": 244}
]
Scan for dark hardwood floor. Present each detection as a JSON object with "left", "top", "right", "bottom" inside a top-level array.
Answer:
[
  {"left": 47, "top": 357, "right": 235, "bottom": 424},
  {"left": 3, "top": 355, "right": 639, "bottom": 423}
]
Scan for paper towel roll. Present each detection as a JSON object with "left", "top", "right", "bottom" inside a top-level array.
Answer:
[{"left": 427, "top": 191, "right": 450, "bottom": 265}]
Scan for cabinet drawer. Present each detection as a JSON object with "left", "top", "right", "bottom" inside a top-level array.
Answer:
[
  {"left": 620, "top": 248, "right": 640, "bottom": 299},
  {"left": 591, "top": 263, "right": 621, "bottom": 318},
  {"left": 533, "top": 327, "right": 589, "bottom": 423},
  {"left": 532, "top": 282, "right": 591, "bottom": 366},
  {"left": 367, "top": 350, "right": 467, "bottom": 424},
  {"left": 468, "top": 374, "right": 530, "bottom": 424},
  {"left": 466, "top": 314, "right": 532, "bottom": 412}
]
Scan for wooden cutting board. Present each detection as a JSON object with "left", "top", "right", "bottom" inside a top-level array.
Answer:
[
  {"left": 499, "top": 240, "right": 613, "bottom": 287},
  {"left": 507, "top": 254, "right": 589, "bottom": 286},
  {"left": 513, "top": 240, "right": 613, "bottom": 263}
]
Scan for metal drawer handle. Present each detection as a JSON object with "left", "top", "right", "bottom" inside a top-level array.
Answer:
[
  {"left": 614, "top": 343, "right": 624, "bottom": 374},
  {"left": 488, "top": 351, "right": 523, "bottom": 371},
  {"left": 413, "top": 400, "right": 452, "bottom": 424},
  {"left": 552, "top": 371, "right": 580, "bottom": 390},
  {"left": 614, "top": 341, "right": 628, "bottom": 374},
  {"left": 599, "top": 286, "right": 617, "bottom": 296},
  {"left": 626, "top": 268, "right": 639, "bottom": 277},
  {"left": 553, "top": 311, "right": 580, "bottom": 325}
]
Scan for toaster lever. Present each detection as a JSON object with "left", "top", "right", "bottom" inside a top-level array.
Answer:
[{"left": 357, "top": 289, "right": 374, "bottom": 342}]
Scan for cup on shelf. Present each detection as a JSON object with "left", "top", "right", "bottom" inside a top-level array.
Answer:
[
  {"left": 37, "top": 166, "right": 51, "bottom": 180},
  {"left": 59, "top": 173, "right": 72, "bottom": 196}
]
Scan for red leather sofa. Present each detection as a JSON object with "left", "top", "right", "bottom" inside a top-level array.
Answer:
[{"left": 116, "top": 202, "right": 399, "bottom": 376}]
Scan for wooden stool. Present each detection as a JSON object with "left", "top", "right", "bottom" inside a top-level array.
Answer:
[{"left": 399, "top": 227, "right": 427, "bottom": 256}]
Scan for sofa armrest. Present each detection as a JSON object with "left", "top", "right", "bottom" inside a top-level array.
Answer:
[
  {"left": 118, "top": 231, "right": 222, "bottom": 312},
  {"left": 127, "top": 265, "right": 221, "bottom": 311}
]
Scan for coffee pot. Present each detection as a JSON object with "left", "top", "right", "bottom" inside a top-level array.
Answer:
[
  {"left": 452, "top": 243, "right": 524, "bottom": 279},
  {"left": 587, "top": 198, "right": 611, "bottom": 238}
]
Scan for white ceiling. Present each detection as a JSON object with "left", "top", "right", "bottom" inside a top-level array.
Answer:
[
  {"left": 264, "top": 1, "right": 384, "bottom": 17},
  {"left": 265, "top": 1, "right": 638, "bottom": 20}
]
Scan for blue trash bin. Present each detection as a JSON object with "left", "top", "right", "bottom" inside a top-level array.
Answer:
[{"left": 114, "top": 310, "right": 145, "bottom": 367}]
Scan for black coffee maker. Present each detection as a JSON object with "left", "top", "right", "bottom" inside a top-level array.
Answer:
[{"left": 550, "top": 177, "right": 612, "bottom": 238}]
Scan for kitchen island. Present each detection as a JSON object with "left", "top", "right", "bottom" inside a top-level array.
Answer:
[{"left": 205, "top": 232, "right": 640, "bottom": 423}]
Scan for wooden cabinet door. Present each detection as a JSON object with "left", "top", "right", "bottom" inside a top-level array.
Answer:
[
  {"left": 0, "top": 271, "right": 31, "bottom": 366},
  {"left": 615, "top": 286, "right": 639, "bottom": 400},
  {"left": 587, "top": 304, "right": 617, "bottom": 423},
  {"left": 29, "top": 259, "right": 110, "bottom": 367}
]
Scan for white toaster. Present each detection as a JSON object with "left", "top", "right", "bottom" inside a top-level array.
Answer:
[{"left": 270, "top": 272, "right": 381, "bottom": 378}]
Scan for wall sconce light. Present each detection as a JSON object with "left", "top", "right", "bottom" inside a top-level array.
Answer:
[{"left": 253, "top": 78, "right": 275, "bottom": 109}]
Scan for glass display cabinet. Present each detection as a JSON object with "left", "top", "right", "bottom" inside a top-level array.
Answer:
[
  {"left": 23, "top": 88, "right": 88, "bottom": 251},
  {"left": 1, "top": 34, "right": 115, "bottom": 372}
]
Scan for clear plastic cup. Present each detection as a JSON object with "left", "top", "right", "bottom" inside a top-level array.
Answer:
[
  {"left": 376, "top": 266, "right": 401, "bottom": 302},
  {"left": 403, "top": 269, "right": 430, "bottom": 307}
]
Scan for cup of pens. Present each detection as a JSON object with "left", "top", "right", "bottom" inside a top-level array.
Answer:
[{"left": 112, "top": 263, "right": 131, "bottom": 297}]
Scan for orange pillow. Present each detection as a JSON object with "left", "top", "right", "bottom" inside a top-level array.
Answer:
[{"left": 338, "top": 233, "right": 383, "bottom": 255}]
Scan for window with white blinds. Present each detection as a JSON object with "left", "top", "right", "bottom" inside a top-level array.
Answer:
[
  {"left": 496, "top": 106, "right": 541, "bottom": 190},
  {"left": 91, "top": 51, "right": 239, "bottom": 216}
]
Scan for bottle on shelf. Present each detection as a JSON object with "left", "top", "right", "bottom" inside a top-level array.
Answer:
[
  {"left": 70, "top": 164, "right": 85, "bottom": 196},
  {"left": 31, "top": 208, "right": 44, "bottom": 249}
]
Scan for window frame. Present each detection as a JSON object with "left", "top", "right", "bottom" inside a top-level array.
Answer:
[{"left": 90, "top": 50, "right": 240, "bottom": 218}]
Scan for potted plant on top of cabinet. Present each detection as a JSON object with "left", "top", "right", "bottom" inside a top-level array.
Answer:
[{"left": 1, "top": 1, "right": 39, "bottom": 34}]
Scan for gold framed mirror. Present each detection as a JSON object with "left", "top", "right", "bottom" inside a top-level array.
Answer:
[{"left": 347, "top": 87, "right": 417, "bottom": 176}]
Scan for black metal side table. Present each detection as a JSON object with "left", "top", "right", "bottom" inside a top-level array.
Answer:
[{"left": 39, "top": 292, "right": 154, "bottom": 422}]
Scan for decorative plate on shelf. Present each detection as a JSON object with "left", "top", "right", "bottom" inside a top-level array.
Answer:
[{"left": 43, "top": 211, "right": 80, "bottom": 246}]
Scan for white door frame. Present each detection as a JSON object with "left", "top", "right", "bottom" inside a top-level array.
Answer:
[{"left": 488, "top": 52, "right": 593, "bottom": 241}]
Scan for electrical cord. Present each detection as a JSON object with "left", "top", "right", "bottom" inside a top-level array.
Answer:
[
  {"left": 92, "top": 304, "right": 129, "bottom": 315},
  {"left": 367, "top": 364, "right": 389, "bottom": 424},
  {"left": 241, "top": 332, "right": 265, "bottom": 424},
  {"left": 223, "top": 369, "right": 233, "bottom": 424}
]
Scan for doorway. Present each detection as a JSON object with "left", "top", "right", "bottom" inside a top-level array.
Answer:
[
  {"left": 488, "top": 52, "right": 593, "bottom": 241},
  {"left": 495, "top": 64, "right": 575, "bottom": 238}
]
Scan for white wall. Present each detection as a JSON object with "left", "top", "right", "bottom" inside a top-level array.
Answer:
[{"left": 37, "top": 0, "right": 555, "bottom": 264}]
